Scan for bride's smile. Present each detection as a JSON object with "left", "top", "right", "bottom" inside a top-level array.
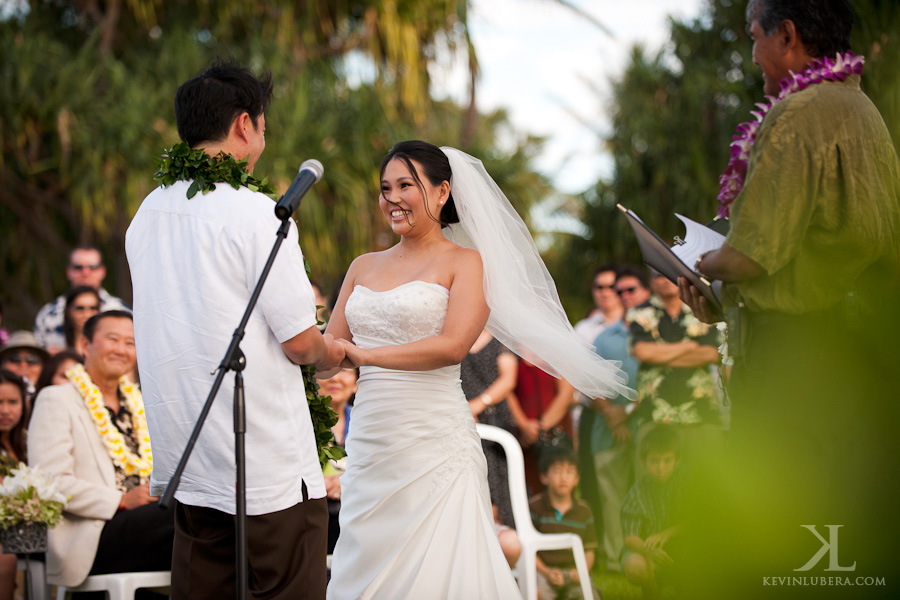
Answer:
[{"left": 379, "top": 156, "right": 448, "bottom": 234}]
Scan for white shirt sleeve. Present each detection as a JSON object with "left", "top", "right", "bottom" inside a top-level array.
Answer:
[{"left": 242, "top": 214, "right": 318, "bottom": 343}]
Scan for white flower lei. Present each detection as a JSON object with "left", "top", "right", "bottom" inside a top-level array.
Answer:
[{"left": 65, "top": 364, "right": 153, "bottom": 480}]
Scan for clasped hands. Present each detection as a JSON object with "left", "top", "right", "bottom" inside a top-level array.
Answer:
[
  {"left": 320, "top": 336, "right": 367, "bottom": 369},
  {"left": 313, "top": 336, "right": 368, "bottom": 377}
]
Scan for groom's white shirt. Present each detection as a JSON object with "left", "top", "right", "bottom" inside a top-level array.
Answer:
[{"left": 126, "top": 180, "right": 325, "bottom": 515}]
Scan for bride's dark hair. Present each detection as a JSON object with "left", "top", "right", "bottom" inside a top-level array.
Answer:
[{"left": 379, "top": 140, "right": 460, "bottom": 227}]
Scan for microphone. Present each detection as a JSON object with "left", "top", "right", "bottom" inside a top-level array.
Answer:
[{"left": 274, "top": 159, "right": 324, "bottom": 220}]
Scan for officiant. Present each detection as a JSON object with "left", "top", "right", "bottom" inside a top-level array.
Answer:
[{"left": 677, "top": 0, "right": 900, "bottom": 596}]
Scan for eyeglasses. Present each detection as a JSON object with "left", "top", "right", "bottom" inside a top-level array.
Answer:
[
  {"left": 592, "top": 284, "right": 615, "bottom": 291},
  {"left": 4, "top": 353, "right": 42, "bottom": 366},
  {"left": 70, "top": 263, "right": 102, "bottom": 271},
  {"left": 616, "top": 286, "right": 639, "bottom": 296},
  {"left": 72, "top": 304, "right": 100, "bottom": 312}
]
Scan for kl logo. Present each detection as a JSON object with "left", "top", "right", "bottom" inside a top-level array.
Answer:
[{"left": 795, "top": 525, "right": 856, "bottom": 572}]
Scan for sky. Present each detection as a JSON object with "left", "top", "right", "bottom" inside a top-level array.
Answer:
[{"left": 430, "top": 0, "right": 705, "bottom": 196}]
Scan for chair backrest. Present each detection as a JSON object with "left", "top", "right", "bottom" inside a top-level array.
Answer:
[{"left": 475, "top": 423, "right": 538, "bottom": 536}]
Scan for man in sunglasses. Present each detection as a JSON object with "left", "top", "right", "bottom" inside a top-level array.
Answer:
[{"left": 33, "top": 246, "right": 129, "bottom": 352}]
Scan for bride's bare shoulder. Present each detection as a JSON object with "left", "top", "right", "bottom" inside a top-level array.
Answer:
[
  {"left": 443, "top": 244, "right": 482, "bottom": 272},
  {"left": 445, "top": 243, "right": 481, "bottom": 261},
  {"left": 349, "top": 249, "right": 391, "bottom": 271}
]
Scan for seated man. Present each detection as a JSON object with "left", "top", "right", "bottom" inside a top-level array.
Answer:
[
  {"left": 28, "top": 311, "right": 173, "bottom": 588},
  {"left": 33, "top": 246, "right": 129, "bottom": 353}
]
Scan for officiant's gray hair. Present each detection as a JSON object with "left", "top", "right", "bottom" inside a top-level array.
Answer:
[{"left": 746, "top": 0, "right": 853, "bottom": 59}]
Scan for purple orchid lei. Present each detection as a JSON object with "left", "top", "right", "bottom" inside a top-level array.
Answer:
[{"left": 716, "top": 51, "right": 865, "bottom": 219}]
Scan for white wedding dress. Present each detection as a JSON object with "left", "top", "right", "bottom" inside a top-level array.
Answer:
[{"left": 327, "top": 281, "right": 521, "bottom": 600}]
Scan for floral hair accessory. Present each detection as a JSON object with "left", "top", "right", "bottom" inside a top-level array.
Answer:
[{"left": 717, "top": 51, "right": 865, "bottom": 219}]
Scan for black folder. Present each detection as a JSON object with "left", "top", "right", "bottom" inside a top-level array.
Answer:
[{"left": 617, "top": 204, "right": 724, "bottom": 314}]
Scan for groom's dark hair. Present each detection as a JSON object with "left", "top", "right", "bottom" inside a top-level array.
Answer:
[
  {"left": 380, "top": 140, "right": 460, "bottom": 228},
  {"left": 174, "top": 57, "right": 273, "bottom": 148}
]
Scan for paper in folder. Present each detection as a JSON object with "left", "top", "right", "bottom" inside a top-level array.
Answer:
[{"left": 617, "top": 204, "right": 724, "bottom": 314}]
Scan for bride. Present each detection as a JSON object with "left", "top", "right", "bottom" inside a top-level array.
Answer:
[{"left": 324, "top": 141, "right": 631, "bottom": 599}]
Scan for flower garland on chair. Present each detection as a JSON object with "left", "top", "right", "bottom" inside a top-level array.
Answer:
[
  {"left": 155, "top": 142, "right": 345, "bottom": 467},
  {"left": 66, "top": 364, "right": 153, "bottom": 479},
  {"left": 716, "top": 51, "right": 865, "bottom": 219}
]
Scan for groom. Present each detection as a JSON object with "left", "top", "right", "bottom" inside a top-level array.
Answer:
[{"left": 126, "top": 59, "right": 344, "bottom": 599}]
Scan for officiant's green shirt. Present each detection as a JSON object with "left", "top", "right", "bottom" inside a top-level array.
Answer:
[{"left": 724, "top": 75, "right": 900, "bottom": 316}]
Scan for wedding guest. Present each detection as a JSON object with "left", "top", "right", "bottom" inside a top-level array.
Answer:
[
  {"left": 28, "top": 312, "right": 174, "bottom": 588},
  {"left": 461, "top": 328, "right": 518, "bottom": 527},
  {"left": 582, "top": 265, "right": 650, "bottom": 571},
  {"left": 575, "top": 264, "right": 623, "bottom": 535},
  {"left": 0, "top": 330, "right": 49, "bottom": 399},
  {"left": 0, "top": 369, "right": 28, "bottom": 600},
  {"left": 62, "top": 285, "right": 101, "bottom": 351},
  {"left": 574, "top": 265, "right": 623, "bottom": 554},
  {"left": 461, "top": 329, "right": 522, "bottom": 568},
  {"left": 530, "top": 448, "right": 600, "bottom": 600},
  {"left": 33, "top": 246, "right": 129, "bottom": 353},
  {"left": 630, "top": 271, "right": 721, "bottom": 478},
  {"left": 34, "top": 349, "right": 84, "bottom": 399},
  {"left": 574, "top": 264, "right": 623, "bottom": 345},
  {"left": 621, "top": 425, "right": 684, "bottom": 600},
  {"left": 0, "top": 369, "right": 28, "bottom": 475},
  {"left": 512, "top": 355, "right": 576, "bottom": 495}
]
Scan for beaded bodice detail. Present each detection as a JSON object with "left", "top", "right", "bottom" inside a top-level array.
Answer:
[{"left": 345, "top": 281, "right": 449, "bottom": 347}]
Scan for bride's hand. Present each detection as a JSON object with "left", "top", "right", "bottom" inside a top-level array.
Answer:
[{"left": 338, "top": 338, "right": 368, "bottom": 367}]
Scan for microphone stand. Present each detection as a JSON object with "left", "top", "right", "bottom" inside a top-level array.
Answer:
[{"left": 160, "top": 215, "right": 294, "bottom": 600}]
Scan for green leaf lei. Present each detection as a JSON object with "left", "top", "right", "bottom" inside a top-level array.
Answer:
[
  {"left": 154, "top": 141, "right": 278, "bottom": 199},
  {"left": 155, "top": 142, "right": 346, "bottom": 468}
]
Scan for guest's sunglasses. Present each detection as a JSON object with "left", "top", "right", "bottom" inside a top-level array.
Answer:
[
  {"left": 616, "top": 287, "right": 639, "bottom": 296},
  {"left": 5, "top": 353, "right": 42, "bottom": 366}
]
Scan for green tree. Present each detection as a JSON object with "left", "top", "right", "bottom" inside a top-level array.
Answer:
[{"left": 0, "top": 0, "right": 548, "bottom": 328}]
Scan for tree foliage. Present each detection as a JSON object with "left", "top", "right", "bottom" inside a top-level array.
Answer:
[
  {"left": 547, "top": 0, "right": 900, "bottom": 320},
  {"left": 0, "top": 0, "right": 549, "bottom": 328}
]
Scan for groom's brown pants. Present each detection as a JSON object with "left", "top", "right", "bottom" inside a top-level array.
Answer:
[{"left": 170, "top": 484, "right": 328, "bottom": 600}]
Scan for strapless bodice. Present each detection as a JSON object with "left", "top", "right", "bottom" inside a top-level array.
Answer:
[
  {"left": 345, "top": 280, "right": 450, "bottom": 348},
  {"left": 330, "top": 284, "right": 520, "bottom": 600}
]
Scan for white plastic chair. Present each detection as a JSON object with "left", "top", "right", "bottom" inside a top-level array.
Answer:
[
  {"left": 55, "top": 570, "right": 171, "bottom": 600},
  {"left": 16, "top": 556, "right": 50, "bottom": 600},
  {"left": 476, "top": 423, "right": 594, "bottom": 600}
]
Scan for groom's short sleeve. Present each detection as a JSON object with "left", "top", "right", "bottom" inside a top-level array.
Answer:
[{"left": 243, "top": 204, "right": 318, "bottom": 344}]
